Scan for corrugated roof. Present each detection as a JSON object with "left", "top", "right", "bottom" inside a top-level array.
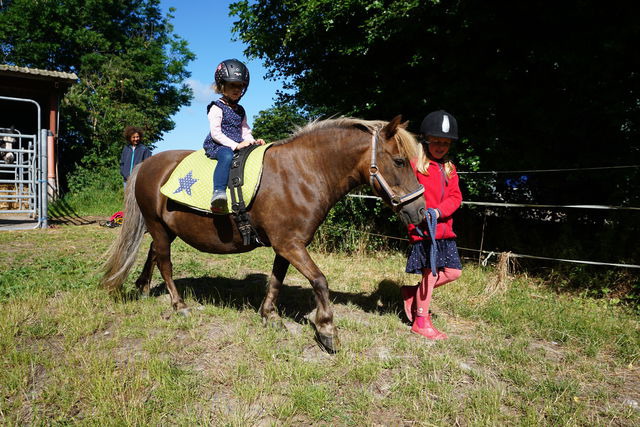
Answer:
[{"left": 0, "top": 64, "right": 78, "bottom": 81}]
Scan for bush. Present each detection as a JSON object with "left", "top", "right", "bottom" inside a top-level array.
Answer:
[
  {"left": 50, "top": 164, "right": 123, "bottom": 217},
  {"left": 312, "top": 190, "right": 409, "bottom": 253}
]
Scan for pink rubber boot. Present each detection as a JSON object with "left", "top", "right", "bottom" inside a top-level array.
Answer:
[
  {"left": 411, "top": 313, "right": 448, "bottom": 340},
  {"left": 400, "top": 284, "right": 418, "bottom": 322},
  {"left": 412, "top": 269, "right": 448, "bottom": 340}
]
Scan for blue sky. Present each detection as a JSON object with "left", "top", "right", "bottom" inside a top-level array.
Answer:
[{"left": 156, "top": 0, "right": 284, "bottom": 152}]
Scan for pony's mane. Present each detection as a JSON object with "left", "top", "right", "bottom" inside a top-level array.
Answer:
[{"left": 274, "top": 117, "right": 419, "bottom": 159}]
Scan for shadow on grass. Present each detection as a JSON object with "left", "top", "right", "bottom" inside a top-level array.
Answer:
[
  {"left": 48, "top": 196, "right": 95, "bottom": 225},
  {"left": 150, "top": 273, "right": 405, "bottom": 324}
]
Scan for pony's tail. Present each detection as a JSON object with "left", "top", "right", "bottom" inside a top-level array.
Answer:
[{"left": 100, "top": 166, "right": 146, "bottom": 293}]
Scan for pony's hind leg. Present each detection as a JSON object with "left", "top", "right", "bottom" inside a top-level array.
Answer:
[
  {"left": 275, "top": 244, "right": 338, "bottom": 353},
  {"left": 147, "top": 223, "right": 188, "bottom": 313},
  {"left": 259, "top": 254, "right": 290, "bottom": 328},
  {"left": 135, "top": 242, "right": 158, "bottom": 296}
]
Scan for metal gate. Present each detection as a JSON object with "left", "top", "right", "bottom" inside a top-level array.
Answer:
[{"left": 0, "top": 95, "right": 48, "bottom": 229}]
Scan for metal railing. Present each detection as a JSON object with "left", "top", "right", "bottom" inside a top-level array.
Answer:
[{"left": 0, "top": 95, "right": 47, "bottom": 228}]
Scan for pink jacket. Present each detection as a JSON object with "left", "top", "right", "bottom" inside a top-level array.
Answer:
[{"left": 407, "top": 159, "right": 462, "bottom": 242}]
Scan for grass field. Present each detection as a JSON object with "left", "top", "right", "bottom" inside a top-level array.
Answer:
[{"left": 1, "top": 222, "right": 639, "bottom": 425}]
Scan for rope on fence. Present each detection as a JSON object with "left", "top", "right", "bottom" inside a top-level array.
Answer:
[
  {"left": 457, "top": 164, "right": 640, "bottom": 174},
  {"left": 462, "top": 201, "right": 640, "bottom": 211},
  {"left": 347, "top": 194, "right": 640, "bottom": 211},
  {"left": 458, "top": 246, "right": 640, "bottom": 269},
  {"left": 321, "top": 224, "right": 640, "bottom": 270}
]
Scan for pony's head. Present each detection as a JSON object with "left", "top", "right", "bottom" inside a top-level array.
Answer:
[{"left": 368, "top": 115, "right": 425, "bottom": 226}]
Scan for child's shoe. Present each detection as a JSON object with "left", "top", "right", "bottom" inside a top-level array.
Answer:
[
  {"left": 400, "top": 284, "right": 418, "bottom": 322},
  {"left": 210, "top": 190, "right": 227, "bottom": 213},
  {"left": 411, "top": 314, "right": 448, "bottom": 340}
]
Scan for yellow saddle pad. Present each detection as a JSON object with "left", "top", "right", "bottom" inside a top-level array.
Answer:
[{"left": 160, "top": 145, "right": 271, "bottom": 214}]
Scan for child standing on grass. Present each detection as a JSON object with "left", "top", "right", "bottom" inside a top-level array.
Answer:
[
  {"left": 402, "top": 110, "right": 463, "bottom": 340},
  {"left": 203, "top": 59, "right": 265, "bottom": 213},
  {"left": 120, "top": 126, "right": 151, "bottom": 189}
]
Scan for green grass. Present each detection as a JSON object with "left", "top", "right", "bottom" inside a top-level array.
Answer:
[{"left": 0, "top": 224, "right": 639, "bottom": 425}]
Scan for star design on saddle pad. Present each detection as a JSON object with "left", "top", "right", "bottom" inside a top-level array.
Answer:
[{"left": 173, "top": 171, "right": 198, "bottom": 196}]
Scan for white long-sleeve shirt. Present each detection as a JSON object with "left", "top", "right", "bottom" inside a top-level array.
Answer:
[{"left": 208, "top": 103, "right": 255, "bottom": 150}]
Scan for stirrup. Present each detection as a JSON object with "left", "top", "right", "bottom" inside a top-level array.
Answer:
[{"left": 210, "top": 197, "right": 227, "bottom": 213}]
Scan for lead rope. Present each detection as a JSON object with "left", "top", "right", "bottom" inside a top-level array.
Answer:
[
  {"left": 418, "top": 208, "right": 439, "bottom": 277},
  {"left": 425, "top": 208, "right": 439, "bottom": 277}
]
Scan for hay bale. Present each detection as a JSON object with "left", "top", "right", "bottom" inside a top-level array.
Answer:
[
  {"left": 483, "top": 251, "right": 516, "bottom": 297},
  {"left": 0, "top": 184, "right": 19, "bottom": 210}
]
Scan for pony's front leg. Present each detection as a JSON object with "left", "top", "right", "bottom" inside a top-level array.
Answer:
[
  {"left": 260, "top": 254, "right": 290, "bottom": 328},
  {"left": 276, "top": 244, "right": 339, "bottom": 353}
]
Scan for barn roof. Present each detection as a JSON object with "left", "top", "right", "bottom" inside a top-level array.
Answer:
[{"left": 0, "top": 64, "right": 78, "bottom": 83}]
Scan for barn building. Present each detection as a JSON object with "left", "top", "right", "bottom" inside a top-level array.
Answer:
[{"left": 0, "top": 65, "right": 77, "bottom": 228}]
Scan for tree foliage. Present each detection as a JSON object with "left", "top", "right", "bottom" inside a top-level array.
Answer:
[
  {"left": 232, "top": 1, "right": 640, "bottom": 285},
  {"left": 251, "top": 102, "right": 308, "bottom": 142},
  {"left": 231, "top": 0, "right": 639, "bottom": 205},
  {"left": 0, "top": 0, "right": 194, "bottom": 175}
]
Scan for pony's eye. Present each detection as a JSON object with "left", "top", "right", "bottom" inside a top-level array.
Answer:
[{"left": 393, "top": 158, "right": 406, "bottom": 168}]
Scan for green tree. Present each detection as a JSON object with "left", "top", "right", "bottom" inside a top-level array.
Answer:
[
  {"left": 230, "top": 0, "right": 639, "bottom": 204},
  {"left": 0, "top": 0, "right": 194, "bottom": 176},
  {"left": 230, "top": 0, "right": 640, "bottom": 277},
  {"left": 251, "top": 102, "right": 308, "bottom": 142}
]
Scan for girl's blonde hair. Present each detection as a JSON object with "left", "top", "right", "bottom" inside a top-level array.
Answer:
[
  {"left": 212, "top": 82, "right": 224, "bottom": 94},
  {"left": 415, "top": 142, "right": 456, "bottom": 178}
]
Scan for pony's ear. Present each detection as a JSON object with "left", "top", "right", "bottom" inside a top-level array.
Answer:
[{"left": 382, "top": 115, "right": 403, "bottom": 139}]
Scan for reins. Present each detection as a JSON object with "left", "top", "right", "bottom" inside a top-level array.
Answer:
[{"left": 368, "top": 130, "right": 424, "bottom": 207}]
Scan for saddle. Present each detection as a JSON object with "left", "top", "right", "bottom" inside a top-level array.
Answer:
[{"left": 160, "top": 144, "right": 271, "bottom": 245}]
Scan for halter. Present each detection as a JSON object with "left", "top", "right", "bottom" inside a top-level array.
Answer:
[{"left": 369, "top": 130, "right": 425, "bottom": 207}]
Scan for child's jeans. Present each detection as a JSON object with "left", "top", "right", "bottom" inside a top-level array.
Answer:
[{"left": 209, "top": 145, "right": 234, "bottom": 192}]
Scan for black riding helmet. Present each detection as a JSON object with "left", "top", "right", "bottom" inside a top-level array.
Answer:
[
  {"left": 420, "top": 110, "right": 459, "bottom": 140},
  {"left": 214, "top": 59, "right": 250, "bottom": 96}
]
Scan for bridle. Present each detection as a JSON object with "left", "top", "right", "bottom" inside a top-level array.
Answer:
[{"left": 369, "top": 130, "right": 424, "bottom": 207}]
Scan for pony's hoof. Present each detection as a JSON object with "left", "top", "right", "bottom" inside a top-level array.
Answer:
[
  {"left": 315, "top": 332, "right": 339, "bottom": 354},
  {"left": 136, "top": 285, "right": 151, "bottom": 297},
  {"left": 177, "top": 307, "right": 191, "bottom": 317}
]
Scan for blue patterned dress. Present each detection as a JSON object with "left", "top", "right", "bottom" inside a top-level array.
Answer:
[{"left": 203, "top": 100, "right": 246, "bottom": 192}]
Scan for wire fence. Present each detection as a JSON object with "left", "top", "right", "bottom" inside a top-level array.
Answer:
[{"left": 344, "top": 171, "right": 640, "bottom": 270}]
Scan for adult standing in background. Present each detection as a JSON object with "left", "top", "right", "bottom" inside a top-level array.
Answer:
[{"left": 120, "top": 126, "right": 152, "bottom": 189}]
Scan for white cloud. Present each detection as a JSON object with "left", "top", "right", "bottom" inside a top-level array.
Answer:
[{"left": 187, "top": 78, "right": 214, "bottom": 104}]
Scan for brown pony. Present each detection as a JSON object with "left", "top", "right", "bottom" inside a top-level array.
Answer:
[{"left": 101, "top": 116, "right": 425, "bottom": 352}]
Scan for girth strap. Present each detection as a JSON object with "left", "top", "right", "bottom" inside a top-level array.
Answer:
[{"left": 228, "top": 145, "right": 265, "bottom": 246}]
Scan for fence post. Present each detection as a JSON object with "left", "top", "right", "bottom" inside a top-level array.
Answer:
[
  {"left": 40, "top": 129, "right": 48, "bottom": 229},
  {"left": 478, "top": 209, "right": 488, "bottom": 264}
]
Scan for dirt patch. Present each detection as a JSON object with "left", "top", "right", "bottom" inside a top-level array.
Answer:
[
  {"left": 615, "top": 364, "right": 640, "bottom": 411},
  {"left": 528, "top": 340, "right": 565, "bottom": 363}
]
